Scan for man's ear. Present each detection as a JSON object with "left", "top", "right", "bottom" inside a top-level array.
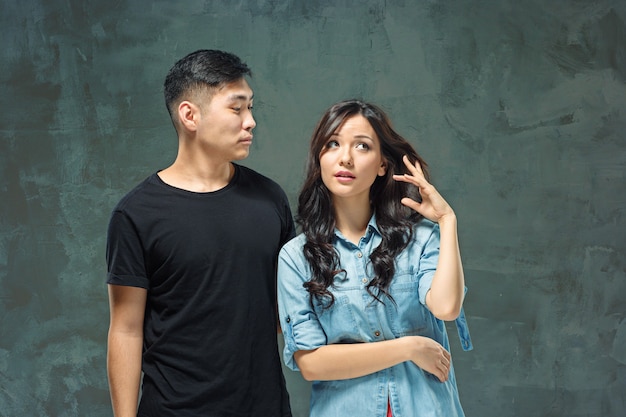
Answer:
[{"left": 178, "top": 101, "right": 199, "bottom": 131}]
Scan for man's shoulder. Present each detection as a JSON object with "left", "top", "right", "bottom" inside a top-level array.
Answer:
[
  {"left": 236, "top": 164, "right": 287, "bottom": 195},
  {"left": 237, "top": 164, "right": 279, "bottom": 184},
  {"left": 112, "top": 173, "right": 161, "bottom": 212}
]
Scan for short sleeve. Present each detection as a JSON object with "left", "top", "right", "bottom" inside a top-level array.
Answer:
[
  {"left": 105, "top": 210, "right": 150, "bottom": 289},
  {"left": 279, "top": 192, "right": 296, "bottom": 245},
  {"left": 417, "top": 223, "right": 440, "bottom": 306},
  {"left": 277, "top": 239, "right": 327, "bottom": 371}
]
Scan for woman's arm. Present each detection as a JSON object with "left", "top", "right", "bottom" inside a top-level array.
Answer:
[
  {"left": 393, "top": 155, "right": 465, "bottom": 321},
  {"left": 426, "top": 214, "right": 464, "bottom": 320},
  {"left": 294, "top": 335, "right": 451, "bottom": 383}
]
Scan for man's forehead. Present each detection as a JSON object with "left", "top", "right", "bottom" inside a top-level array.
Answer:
[{"left": 219, "top": 80, "right": 254, "bottom": 101}]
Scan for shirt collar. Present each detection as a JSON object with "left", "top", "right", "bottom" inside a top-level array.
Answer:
[
  {"left": 333, "top": 212, "right": 381, "bottom": 243},
  {"left": 366, "top": 213, "right": 381, "bottom": 237}
]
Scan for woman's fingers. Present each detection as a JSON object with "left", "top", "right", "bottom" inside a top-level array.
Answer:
[
  {"left": 435, "top": 348, "right": 453, "bottom": 382},
  {"left": 435, "top": 349, "right": 451, "bottom": 382},
  {"left": 392, "top": 172, "right": 422, "bottom": 185},
  {"left": 437, "top": 358, "right": 450, "bottom": 382},
  {"left": 399, "top": 197, "right": 420, "bottom": 211},
  {"left": 402, "top": 155, "right": 424, "bottom": 177},
  {"left": 409, "top": 336, "right": 452, "bottom": 383},
  {"left": 393, "top": 155, "right": 428, "bottom": 189},
  {"left": 393, "top": 155, "right": 455, "bottom": 222}
]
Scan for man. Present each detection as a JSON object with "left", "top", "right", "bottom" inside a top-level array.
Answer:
[{"left": 106, "top": 50, "right": 294, "bottom": 417}]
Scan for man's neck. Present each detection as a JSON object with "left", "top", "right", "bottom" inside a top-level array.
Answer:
[{"left": 158, "top": 159, "right": 235, "bottom": 193}]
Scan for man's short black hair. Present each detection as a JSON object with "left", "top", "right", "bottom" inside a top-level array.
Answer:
[{"left": 164, "top": 49, "right": 252, "bottom": 118}]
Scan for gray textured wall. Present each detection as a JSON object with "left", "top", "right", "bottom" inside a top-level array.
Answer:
[{"left": 1, "top": 0, "right": 625, "bottom": 416}]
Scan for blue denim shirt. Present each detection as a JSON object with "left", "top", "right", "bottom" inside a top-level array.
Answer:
[{"left": 277, "top": 215, "right": 472, "bottom": 417}]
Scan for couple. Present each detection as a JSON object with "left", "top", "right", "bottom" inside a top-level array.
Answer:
[{"left": 106, "top": 49, "right": 472, "bottom": 417}]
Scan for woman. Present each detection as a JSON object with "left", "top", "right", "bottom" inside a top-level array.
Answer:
[{"left": 277, "top": 100, "right": 472, "bottom": 417}]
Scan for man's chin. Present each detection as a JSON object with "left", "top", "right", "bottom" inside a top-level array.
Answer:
[{"left": 232, "top": 151, "right": 250, "bottom": 161}]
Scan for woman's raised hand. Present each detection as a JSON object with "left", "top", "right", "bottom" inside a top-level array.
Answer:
[{"left": 392, "top": 155, "right": 455, "bottom": 224}]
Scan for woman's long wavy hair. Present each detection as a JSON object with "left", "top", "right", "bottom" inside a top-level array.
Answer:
[{"left": 298, "top": 99, "right": 431, "bottom": 308}]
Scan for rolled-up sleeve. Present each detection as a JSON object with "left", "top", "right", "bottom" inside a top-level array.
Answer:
[
  {"left": 416, "top": 223, "right": 440, "bottom": 305},
  {"left": 277, "top": 240, "right": 328, "bottom": 371}
]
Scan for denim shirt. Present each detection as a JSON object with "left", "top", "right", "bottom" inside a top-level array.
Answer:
[{"left": 277, "top": 215, "right": 472, "bottom": 417}]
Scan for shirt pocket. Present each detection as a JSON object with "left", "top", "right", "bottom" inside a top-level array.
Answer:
[
  {"left": 387, "top": 269, "right": 430, "bottom": 336},
  {"left": 313, "top": 271, "right": 367, "bottom": 344}
]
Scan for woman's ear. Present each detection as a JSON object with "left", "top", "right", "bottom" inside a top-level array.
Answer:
[{"left": 378, "top": 159, "right": 387, "bottom": 176}]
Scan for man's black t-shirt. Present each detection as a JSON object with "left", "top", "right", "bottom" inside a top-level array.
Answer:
[{"left": 106, "top": 164, "right": 295, "bottom": 417}]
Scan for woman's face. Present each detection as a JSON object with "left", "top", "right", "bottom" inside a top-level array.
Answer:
[{"left": 319, "top": 114, "right": 387, "bottom": 203}]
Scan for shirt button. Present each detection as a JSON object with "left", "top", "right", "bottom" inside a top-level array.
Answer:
[
  {"left": 361, "top": 278, "right": 368, "bottom": 283},
  {"left": 356, "top": 252, "right": 363, "bottom": 258},
  {"left": 374, "top": 331, "right": 381, "bottom": 337},
  {"left": 286, "top": 317, "right": 291, "bottom": 323}
]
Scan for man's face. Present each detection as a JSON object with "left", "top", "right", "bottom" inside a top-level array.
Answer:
[{"left": 195, "top": 78, "right": 256, "bottom": 162}]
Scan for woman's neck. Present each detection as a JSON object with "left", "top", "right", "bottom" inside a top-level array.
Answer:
[{"left": 333, "top": 197, "right": 373, "bottom": 245}]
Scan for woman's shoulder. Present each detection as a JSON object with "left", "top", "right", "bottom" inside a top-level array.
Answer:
[
  {"left": 410, "top": 217, "right": 440, "bottom": 242},
  {"left": 414, "top": 217, "right": 437, "bottom": 230},
  {"left": 278, "top": 234, "right": 312, "bottom": 276},
  {"left": 280, "top": 233, "right": 307, "bottom": 254}
]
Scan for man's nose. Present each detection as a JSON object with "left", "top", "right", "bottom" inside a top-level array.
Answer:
[{"left": 244, "top": 111, "right": 256, "bottom": 130}]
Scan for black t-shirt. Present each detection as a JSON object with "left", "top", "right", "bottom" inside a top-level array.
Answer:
[{"left": 106, "top": 164, "right": 295, "bottom": 417}]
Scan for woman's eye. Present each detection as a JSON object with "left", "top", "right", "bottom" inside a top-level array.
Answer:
[
  {"left": 356, "top": 143, "right": 370, "bottom": 150},
  {"left": 325, "top": 140, "right": 339, "bottom": 149}
]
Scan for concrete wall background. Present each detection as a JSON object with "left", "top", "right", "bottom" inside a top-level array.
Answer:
[{"left": 1, "top": 0, "right": 625, "bottom": 415}]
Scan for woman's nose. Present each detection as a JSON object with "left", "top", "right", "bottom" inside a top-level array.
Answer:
[{"left": 339, "top": 151, "right": 353, "bottom": 167}]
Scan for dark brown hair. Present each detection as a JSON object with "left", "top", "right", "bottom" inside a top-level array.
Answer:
[{"left": 298, "top": 99, "right": 430, "bottom": 308}]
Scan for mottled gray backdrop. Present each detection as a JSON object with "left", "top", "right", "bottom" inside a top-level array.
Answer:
[{"left": 1, "top": 0, "right": 625, "bottom": 416}]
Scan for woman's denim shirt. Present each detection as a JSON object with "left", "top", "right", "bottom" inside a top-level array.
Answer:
[{"left": 277, "top": 215, "right": 472, "bottom": 417}]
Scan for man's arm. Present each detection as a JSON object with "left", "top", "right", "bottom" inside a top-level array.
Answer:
[{"left": 107, "top": 284, "right": 147, "bottom": 417}]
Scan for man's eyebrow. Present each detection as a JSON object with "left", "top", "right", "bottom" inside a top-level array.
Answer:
[{"left": 226, "top": 93, "right": 254, "bottom": 101}]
